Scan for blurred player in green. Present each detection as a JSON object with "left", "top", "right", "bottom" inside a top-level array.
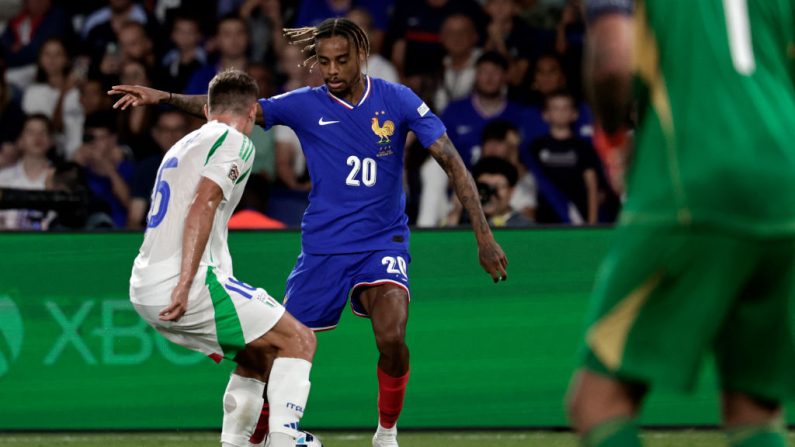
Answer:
[{"left": 567, "top": 1, "right": 795, "bottom": 446}]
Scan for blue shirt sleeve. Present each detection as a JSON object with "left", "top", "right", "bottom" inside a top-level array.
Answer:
[
  {"left": 586, "top": 0, "right": 633, "bottom": 21},
  {"left": 394, "top": 84, "right": 446, "bottom": 149},
  {"left": 258, "top": 88, "right": 310, "bottom": 131}
]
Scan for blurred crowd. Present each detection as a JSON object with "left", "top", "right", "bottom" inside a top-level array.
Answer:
[{"left": 0, "top": 0, "right": 621, "bottom": 231}]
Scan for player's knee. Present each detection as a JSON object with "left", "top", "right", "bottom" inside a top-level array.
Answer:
[
  {"left": 374, "top": 326, "right": 406, "bottom": 354},
  {"left": 565, "top": 386, "right": 589, "bottom": 431},
  {"left": 289, "top": 324, "right": 316, "bottom": 361}
]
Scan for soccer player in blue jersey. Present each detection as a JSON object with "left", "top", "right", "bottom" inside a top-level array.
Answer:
[{"left": 110, "top": 18, "right": 508, "bottom": 447}]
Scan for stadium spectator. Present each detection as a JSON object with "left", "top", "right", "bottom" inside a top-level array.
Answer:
[
  {"left": 127, "top": 109, "right": 189, "bottom": 229},
  {"left": 73, "top": 112, "right": 134, "bottom": 228},
  {"left": 149, "top": 0, "right": 218, "bottom": 35},
  {"left": 433, "top": 14, "right": 482, "bottom": 112},
  {"left": 0, "top": 114, "right": 54, "bottom": 230},
  {"left": 295, "top": 0, "right": 393, "bottom": 61},
  {"left": 480, "top": 120, "right": 536, "bottom": 220},
  {"left": 21, "top": 37, "right": 84, "bottom": 159},
  {"left": 414, "top": 137, "right": 449, "bottom": 227},
  {"left": 246, "top": 62, "right": 277, "bottom": 98},
  {"left": 1, "top": 0, "right": 72, "bottom": 89},
  {"left": 116, "top": 60, "right": 158, "bottom": 159},
  {"left": 553, "top": 0, "right": 586, "bottom": 97},
  {"left": 0, "top": 57, "right": 26, "bottom": 169},
  {"left": 346, "top": 8, "right": 399, "bottom": 84},
  {"left": 78, "top": 78, "right": 113, "bottom": 118},
  {"left": 440, "top": 51, "right": 526, "bottom": 168},
  {"left": 246, "top": 63, "right": 277, "bottom": 182},
  {"left": 273, "top": 125, "right": 309, "bottom": 191},
  {"left": 238, "top": 0, "right": 286, "bottom": 65},
  {"left": 527, "top": 90, "right": 599, "bottom": 224},
  {"left": 522, "top": 52, "right": 566, "bottom": 107},
  {"left": 483, "top": 0, "right": 545, "bottom": 90},
  {"left": 161, "top": 16, "right": 207, "bottom": 92},
  {"left": 117, "top": 21, "right": 156, "bottom": 70},
  {"left": 184, "top": 14, "right": 249, "bottom": 94},
  {"left": 294, "top": 0, "right": 352, "bottom": 27},
  {"left": 520, "top": 53, "right": 593, "bottom": 142},
  {"left": 385, "top": 0, "right": 487, "bottom": 86},
  {"left": 83, "top": 0, "right": 156, "bottom": 84},
  {"left": 45, "top": 161, "right": 115, "bottom": 230},
  {"left": 444, "top": 122, "right": 537, "bottom": 226},
  {"left": 276, "top": 44, "right": 323, "bottom": 93},
  {"left": 471, "top": 156, "right": 532, "bottom": 227},
  {"left": 82, "top": 0, "right": 150, "bottom": 41}
]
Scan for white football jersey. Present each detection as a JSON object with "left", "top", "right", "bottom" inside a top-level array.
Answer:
[{"left": 130, "top": 120, "right": 256, "bottom": 303}]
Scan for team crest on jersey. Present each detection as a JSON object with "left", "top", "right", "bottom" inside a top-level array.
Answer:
[
  {"left": 228, "top": 164, "right": 240, "bottom": 182},
  {"left": 371, "top": 111, "right": 395, "bottom": 145}
]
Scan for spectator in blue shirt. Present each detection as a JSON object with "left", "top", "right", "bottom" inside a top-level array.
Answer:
[{"left": 440, "top": 51, "right": 526, "bottom": 169}]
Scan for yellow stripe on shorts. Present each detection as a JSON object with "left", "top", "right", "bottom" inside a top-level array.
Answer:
[{"left": 586, "top": 271, "right": 664, "bottom": 371}]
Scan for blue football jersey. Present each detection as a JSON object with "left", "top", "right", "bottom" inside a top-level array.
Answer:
[{"left": 259, "top": 76, "right": 446, "bottom": 254}]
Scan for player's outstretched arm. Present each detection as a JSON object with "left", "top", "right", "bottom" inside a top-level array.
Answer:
[
  {"left": 429, "top": 133, "right": 508, "bottom": 283},
  {"left": 108, "top": 84, "right": 207, "bottom": 118},
  {"left": 109, "top": 85, "right": 267, "bottom": 125},
  {"left": 159, "top": 178, "right": 224, "bottom": 321}
]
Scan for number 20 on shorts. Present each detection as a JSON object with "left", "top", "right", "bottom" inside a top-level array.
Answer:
[{"left": 382, "top": 256, "right": 407, "bottom": 278}]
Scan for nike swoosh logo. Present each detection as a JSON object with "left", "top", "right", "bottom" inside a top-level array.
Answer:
[{"left": 318, "top": 117, "right": 340, "bottom": 126}]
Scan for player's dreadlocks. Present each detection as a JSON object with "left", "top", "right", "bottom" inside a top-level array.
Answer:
[{"left": 283, "top": 18, "right": 370, "bottom": 72}]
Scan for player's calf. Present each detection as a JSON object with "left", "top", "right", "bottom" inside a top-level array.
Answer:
[
  {"left": 566, "top": 370, "right": 644, "bottom": 447},
  {"left": 221, "top": 373, "right": 266, "bottom": 447},
  {"left": 262, "top": 314, "right": 316, "bottom": 447},
  {"left": 722, "top": 392, "right": 787, "bottom": 447}
]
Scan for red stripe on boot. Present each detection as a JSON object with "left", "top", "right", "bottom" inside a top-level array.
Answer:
[
  {"left": 377, "top": 367, "right": 410, "bottom": 429},
  {"left": 248, "top": 402, "right": 270, "bottom": 444}
]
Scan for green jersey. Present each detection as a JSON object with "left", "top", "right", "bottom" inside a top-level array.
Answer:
[{"left": 625, "top": 0, "right": 795, "bottom": 235}]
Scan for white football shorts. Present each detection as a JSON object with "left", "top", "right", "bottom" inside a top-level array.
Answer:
[{"left": 131, "top": 266, "right": 285, "bottom": 363}]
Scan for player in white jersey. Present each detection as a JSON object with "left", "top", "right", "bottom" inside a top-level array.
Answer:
[{"left": 129, "top": 70, "right": 316, "bottom": 447}]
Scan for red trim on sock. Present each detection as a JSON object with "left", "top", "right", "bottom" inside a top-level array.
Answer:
[
  {"left": 248, "top": 402, "right": 270, "bottom": 444},
  {"left": 377, "top": 367, "right": 410, "bottom": 429}
]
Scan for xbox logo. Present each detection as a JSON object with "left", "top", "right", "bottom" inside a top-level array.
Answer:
[{"left": 0, "top": 296, "right": 23, "bottom": 378}]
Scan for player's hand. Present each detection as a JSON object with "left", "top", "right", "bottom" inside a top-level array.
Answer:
[
  {"left": 160, "top": 284, "right": 190, "bottom": 321},
  {"left": 478, "top": 238, "right": 508, "bottom": 283},
  {"left": 108, "top": 85, "right": 169, "bottom": 110}
]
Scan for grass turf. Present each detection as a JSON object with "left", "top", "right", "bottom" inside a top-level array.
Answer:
[{"left": 2, "top": 431, "right": 794, "bottom": 447}]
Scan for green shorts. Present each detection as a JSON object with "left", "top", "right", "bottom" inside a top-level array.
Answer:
[{"left": 582, "top": 224, "right": 795, "bottom": 402}]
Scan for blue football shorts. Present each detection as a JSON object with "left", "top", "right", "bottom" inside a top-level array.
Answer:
[{"left": 283, "top": 250, "right": 411, "bottom": 330}]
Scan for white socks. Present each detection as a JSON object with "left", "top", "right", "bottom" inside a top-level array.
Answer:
[
  {"left": 220, "top": 374, "right": 266, "bottom": 447},
  {"left": 267, "top": 357, "right": 313, "bottom": 445}
]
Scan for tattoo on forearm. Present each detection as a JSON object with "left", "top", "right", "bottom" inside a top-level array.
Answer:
[
  {"left": 170, "top": 94, "right": 207, "bottom": 118},
  {"left": 431, "top": 137, "right": 491, "bottom": 236}
]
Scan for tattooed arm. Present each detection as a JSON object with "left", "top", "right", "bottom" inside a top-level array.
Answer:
[
  {"left": 108, "top": 85, "right": 266, "bottom": 125},
  {"left": 428, "top": 133, "right": 508, "bottom": 282}
]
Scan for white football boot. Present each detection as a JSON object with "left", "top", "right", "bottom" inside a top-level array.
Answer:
[{"left": 372, "top": 424, "right": 399, "bottom": 447}]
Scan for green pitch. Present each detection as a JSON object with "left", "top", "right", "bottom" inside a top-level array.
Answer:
[{"left": 2, "top": 431, "right": 794, "bottom": 447}]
